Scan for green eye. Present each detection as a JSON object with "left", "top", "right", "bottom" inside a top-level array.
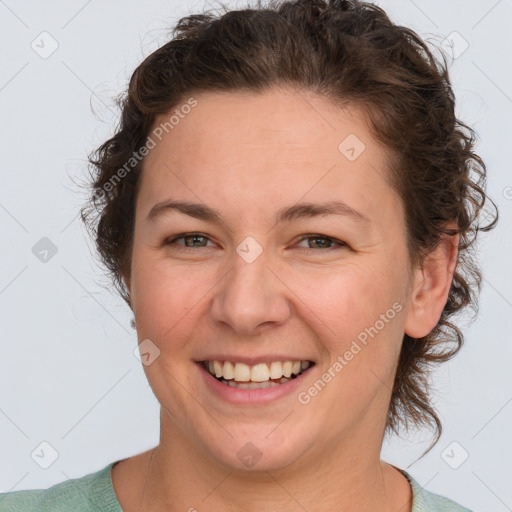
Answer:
[
  {"left": 296, "top": 235, "right": 347, "bottom": 250},
  {"left": 164, "top": 233, "right": 348, "bottom": 251},
  {"left": 165, "top": 233, "right": 213, "bottom": 248}
]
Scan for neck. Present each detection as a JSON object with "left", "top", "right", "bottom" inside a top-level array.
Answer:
[{"left": 131, "top": 414, "right": 411, "bottom": 512}]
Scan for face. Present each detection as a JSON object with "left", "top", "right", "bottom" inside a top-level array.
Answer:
[{"left": 127, "top": 87, "right": 418, "bottom": 472}]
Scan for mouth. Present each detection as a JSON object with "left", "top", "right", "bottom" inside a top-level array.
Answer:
[{"left": 199, "top": 359, "right": 315, "bottom": 389}]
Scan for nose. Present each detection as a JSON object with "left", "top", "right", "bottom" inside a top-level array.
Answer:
[{"left": 210, "top": 247, "right": 291, "bottom": 336}]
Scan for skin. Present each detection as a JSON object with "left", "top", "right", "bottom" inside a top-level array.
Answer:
[{"left": 111, "top": 86, "right": 459, "bottom": 512}]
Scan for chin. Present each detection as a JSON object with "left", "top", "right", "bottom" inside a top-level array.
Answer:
[{"left": 204, "top": 430, "right": 312, "bottom": 473}]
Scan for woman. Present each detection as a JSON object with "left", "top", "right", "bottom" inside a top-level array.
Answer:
[{"left": 0, "top": 0, "right": 497, "bottom": 510}]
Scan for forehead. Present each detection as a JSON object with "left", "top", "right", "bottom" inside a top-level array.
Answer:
[
  {"left": 146, "top": 88, "right": 376, "bottom": 163},
  {"left": 137, "top": 87, "right": 399, "bottom": 228}
]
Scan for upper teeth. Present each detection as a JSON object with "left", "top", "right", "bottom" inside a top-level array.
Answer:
[{"left": 206, "top": 360, "right": 311, "bottom": 382}]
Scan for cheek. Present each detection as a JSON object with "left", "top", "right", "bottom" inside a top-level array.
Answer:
[
  {"left": 294, "top": 261, "right": 401, "bottom": 342},
  {"left": 300, "top": 266, "right": 406, "bottom": 414},
  {"left": 297, "top": 261, "right": 406, "bottom": 401},
  {"left": 131, "top": 256, "right": 210, "bottom": 344}
]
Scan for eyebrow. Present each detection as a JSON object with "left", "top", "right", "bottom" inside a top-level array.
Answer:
[{"left": 146, "top": 199, "right": 371, "bottom": 226}]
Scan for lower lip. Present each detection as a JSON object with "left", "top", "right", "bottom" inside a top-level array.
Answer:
[{"left": 196, "top": 362, "right": 313, "bottom": 405}]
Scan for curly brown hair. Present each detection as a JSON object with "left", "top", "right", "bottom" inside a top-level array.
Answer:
[{"left": 80, "top": 0, "right": 498, "bottom": 455}]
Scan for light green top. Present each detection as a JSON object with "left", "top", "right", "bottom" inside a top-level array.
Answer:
[{"left": 0, "top": 460, "right": 473, "bottom": 511}]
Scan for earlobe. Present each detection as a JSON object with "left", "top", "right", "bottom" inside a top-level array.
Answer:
[{"left": 404, "top": 230, "right": 459, "bottom": 339}]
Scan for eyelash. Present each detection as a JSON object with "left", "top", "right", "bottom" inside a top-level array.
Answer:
[{"left": 164, "top": 232, "right": 348, "bottom": 252}]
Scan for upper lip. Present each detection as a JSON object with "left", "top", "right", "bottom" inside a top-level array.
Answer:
[{"left": 195, "top": 355, "right": 315, "bottom": 366}]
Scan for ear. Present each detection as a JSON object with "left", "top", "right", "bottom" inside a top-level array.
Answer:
[{"left": 404, "top": 227, "right": 459, "bottom": 339}]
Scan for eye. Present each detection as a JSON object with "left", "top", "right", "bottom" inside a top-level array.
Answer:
[
  {"left": 295, "top": 234, "right": 348, "bottom": 251},
  {"left": 165, "top": 233, "right": 215, "bottom": 249},
  {"left": 164, "top": 233, "right": 348, "bottom": 252}
]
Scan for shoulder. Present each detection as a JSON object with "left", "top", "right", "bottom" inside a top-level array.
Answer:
[
  {"left": 0, "top": 461, "right": 122, "bottom": 512},
  {"left": 401, "top": 469, "right": 473, "bottom": 512}
]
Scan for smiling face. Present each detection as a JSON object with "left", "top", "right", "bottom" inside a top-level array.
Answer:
[{"left": 127, "top": 87, "right": 419, "bottom": 473}]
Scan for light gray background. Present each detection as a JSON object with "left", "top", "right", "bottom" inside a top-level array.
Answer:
[{"left": 0, "top": 1, "right": 511, "bottom": 510}]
